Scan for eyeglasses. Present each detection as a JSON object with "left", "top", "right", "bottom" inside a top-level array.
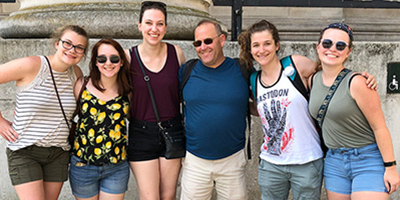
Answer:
[
  {"left": 141, "top": 1, "right": 166, "bottom": 9},
  {"left": 96, "top": 55, "right": 121, "bottom": 64},
  {"left": 59, "top": 39, "right": 85, "bottom": 54},
  {"left": 193, "top": 35, "right": 220, "bottom": 47},
  {"left": 320, "top": 39, "right": 348, "bottom": 51}
]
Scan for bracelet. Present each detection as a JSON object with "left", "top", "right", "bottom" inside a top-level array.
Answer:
[{"left": 384, "top": 160, "right": 397, "bottom": 167}]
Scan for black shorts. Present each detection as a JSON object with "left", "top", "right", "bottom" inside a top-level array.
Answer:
[{"left": 128, "top": 116, "right": 183, "bottom": 161}]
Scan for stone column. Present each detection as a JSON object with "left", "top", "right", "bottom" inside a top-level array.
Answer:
[{"left": 0, "top": 0, "right": 214, "bottom": 39}]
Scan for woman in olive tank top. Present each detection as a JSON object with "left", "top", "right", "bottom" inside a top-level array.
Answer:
[{"left": 309, "top": 22, "right": 399, "bottom": 200}]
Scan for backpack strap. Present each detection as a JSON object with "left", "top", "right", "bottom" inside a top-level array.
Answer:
[
  {"left": 233, "top": 58, "right": 254, "bottom": 160},
  {"left": 281, "top": 56, "right": 309, "bottom": 101},
  {"left": 180, "top": 58, "right": 198, "bottom": 92},
  {"left": 233, "top": 58, "right": 253, "bottom": 84},
  {"left": 250, "top": 70, "right": 260, "bottom": 99}
]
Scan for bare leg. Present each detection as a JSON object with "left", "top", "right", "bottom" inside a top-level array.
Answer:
[
  {"left": 75, "top": 194, "right": 99, "bottom": 200},
  {"left": 43, "top": 181, "right": 63, "bottom": 200},
  {"left": 326, "top": 190, "right": 351, "bottom": 200},
  {"left": 130, "top": 159, "right": 161, "bottom": 200},
  {"left": 14, "top": 180, "right": 45, "bottom": 200},
  {"left": 99, "top": 191, "right": 125, "bottom": 200},
  {"left": 352, "top": 191, "right": 389, "bottom": 200},
  {"left": 159, "top": 157, "right": 181, "bottom": 200}
]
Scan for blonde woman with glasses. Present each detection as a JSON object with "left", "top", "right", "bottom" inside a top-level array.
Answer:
[{"left": 0, "top": 25, "right": 88, "bottom": 200}]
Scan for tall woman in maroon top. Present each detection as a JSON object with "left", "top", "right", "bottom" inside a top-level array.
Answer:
[{"left": 124, "top": 1, "right": 186, "bottom": 199}]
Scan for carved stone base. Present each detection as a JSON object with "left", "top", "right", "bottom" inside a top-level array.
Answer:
[{"left": 0, "top": 0, "right": 214, "bottom": 39}]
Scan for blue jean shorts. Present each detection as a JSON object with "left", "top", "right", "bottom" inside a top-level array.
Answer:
[
  {"left": 324, "top": 143, "right": 387, "bottom": 195},
  {"left": 69, "top": 155, "right": 130, "bottom": 198}
]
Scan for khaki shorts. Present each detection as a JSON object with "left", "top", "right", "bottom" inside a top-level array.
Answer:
[
  {"left": 6, "top": 146, "right": 69, "bottom": 186},
  {"left": 180, "top": 149, "right": 248, "bottom": 200}
]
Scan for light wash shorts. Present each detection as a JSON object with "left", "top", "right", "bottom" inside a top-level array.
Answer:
[
  {"left": 69, "top": 155, "right": 130, "bottom": 198},
  {"left": 324, "top": 143, "right": 387, "bottom": 195}
]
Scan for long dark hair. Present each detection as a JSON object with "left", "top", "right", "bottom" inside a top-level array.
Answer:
[
  {"left": 89, "top": 38, "right": 131, "bottom": 96},
  {"left": 238, "top": 20, "right": 280, "bottom": 70}
]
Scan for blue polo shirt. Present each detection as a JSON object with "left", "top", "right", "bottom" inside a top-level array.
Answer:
[{"left": 179, "top": 57, "right": 248, "bottom": 160}]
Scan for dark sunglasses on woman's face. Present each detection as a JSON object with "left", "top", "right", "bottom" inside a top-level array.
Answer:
[
  {"left": 96, "top": 55, "right": 120, "bottom": 64},
  {"left": 192, "top": 35, "right": 219, "bottom": 47},
  {"left": 320, "top": 39, "right": 348, "bottom": 51}
]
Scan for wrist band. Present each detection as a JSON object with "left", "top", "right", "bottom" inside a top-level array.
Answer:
[{"left": 384, "top": 160, "right": 397, "bottom": 167}]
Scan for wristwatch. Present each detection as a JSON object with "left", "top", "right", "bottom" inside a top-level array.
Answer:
[{"left": 384, "top": 160, "right": 397, "bottom": 167}]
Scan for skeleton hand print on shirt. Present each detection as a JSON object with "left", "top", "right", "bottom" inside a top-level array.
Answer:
[{"left": 262, "top": 99, "right": 287, "bottom": 156}]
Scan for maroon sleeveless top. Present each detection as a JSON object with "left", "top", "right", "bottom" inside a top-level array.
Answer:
[{"left": 130, "top": 43, "right": 180, "bottom": 122}]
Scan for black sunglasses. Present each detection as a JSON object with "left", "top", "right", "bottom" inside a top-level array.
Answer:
[
  {"left": 141, "top": 1, "right": 166, "bottom": 9},
  {"left": 320, "top": 39, "right": 348, "bottom": 51},
  {"left": 96, "top": 55, "right": 120, "bottom": 64},
  {"left": 193, "top": 35, "right": 220, "bottom": 47}
]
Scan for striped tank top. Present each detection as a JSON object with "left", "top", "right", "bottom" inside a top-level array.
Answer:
[{"left": 8, "top": 56, "right": 77, "bottom": 151}]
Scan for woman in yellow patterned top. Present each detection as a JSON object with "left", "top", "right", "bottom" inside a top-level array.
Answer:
[{"left": 69, "top": 38, "right": 131, "bottom": 200}]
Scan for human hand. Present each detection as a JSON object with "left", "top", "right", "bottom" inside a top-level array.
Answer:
[
  {"left": 361, "top": 71, "right": 377, "bottom": 90},
  {"left": 0, "top": 116, "right": 18, "bottom": 142},
  {"left": 263, "top": 99, "right": 286, "bottom": 156},
  {"left": 384, "top": 166, "right": 400, "bottom": 194}
]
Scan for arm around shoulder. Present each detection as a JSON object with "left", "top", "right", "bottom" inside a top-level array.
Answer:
[
  {"left": 291, "top": 55, "right": 317, "bottom": 80},
  {"left": 124, "top": 49, "right": 131, "bottom": 65},
  {"left": 174, "top": 44, "right": 186, "bottom": 66},
  {"left": 73, "top": 65, "right": 83, "bottom": 80},
  {"left": 74, "top": 76, "right": 86, "bottom": 100}
]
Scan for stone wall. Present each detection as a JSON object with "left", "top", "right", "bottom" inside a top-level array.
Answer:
[
  {"left": 2, "top": 2, "right": 400, "bottom": 41},
  {"left": 0, "top": 2, "right": 19, "bottom": 20},
  {"left": 1, "top": 38, "right": 400, "bottom": 200}
]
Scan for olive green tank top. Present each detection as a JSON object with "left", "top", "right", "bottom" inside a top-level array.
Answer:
[{"left": 308, "top": 70, "right": 375, "bottom": 149}]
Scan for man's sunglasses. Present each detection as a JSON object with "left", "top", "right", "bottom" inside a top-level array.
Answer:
[
  {"left": 96, "top": 55, "right": 120, "bottom": 64},
  {"left": 193, "top": 35, "right": 219, "bottom": 47},
  {"left": 320, "top": 39, "right": 348, "bottom": 51}
]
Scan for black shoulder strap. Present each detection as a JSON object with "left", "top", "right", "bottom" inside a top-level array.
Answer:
[
  {"left": 233, "top": 57, "right": 253, "bottom": 85},
  {"left": 180, "top": 58, "right": 198, "bottom": 92},
  {"left": 233, "top": 58, "right": 253, "bottom": 159}
]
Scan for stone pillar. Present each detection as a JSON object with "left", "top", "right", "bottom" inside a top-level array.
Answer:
[{"left": 0, "top": 0, "right": 214, "bottom": 39}]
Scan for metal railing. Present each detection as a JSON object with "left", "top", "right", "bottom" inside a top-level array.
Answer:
[{"left": 213, "top": 0, "right": 400, "bottom": 40}]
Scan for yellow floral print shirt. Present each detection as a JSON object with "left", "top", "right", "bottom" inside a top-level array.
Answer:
[{"left": 71, "top": 88, "right": 129, "bottom": 165}]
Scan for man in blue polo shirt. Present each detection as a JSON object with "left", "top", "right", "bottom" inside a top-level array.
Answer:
[{"left": 179, "top": 19, "right": 249, "bottom": 200}]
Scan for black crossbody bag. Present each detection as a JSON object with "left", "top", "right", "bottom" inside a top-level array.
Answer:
[{"left": 134, "top": 47, "right": 186, "bottom": 159}]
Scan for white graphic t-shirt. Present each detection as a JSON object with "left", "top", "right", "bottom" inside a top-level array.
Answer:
[{"left": 256, "top": 69, "right": 322, "bottom": 165}]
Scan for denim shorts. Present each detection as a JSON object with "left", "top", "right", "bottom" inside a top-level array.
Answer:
[
  {"left": 324, "top": 143, "right": 387, "bottom": 194},
  {"left": 6, "top": 146, "right": 69, "bottom": 185},
  {"left": 69, "top": 155, "right": 130, "bottom": 198},
  {"left": 128, "top": 116, "right": 183, "bottom": 161}
]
